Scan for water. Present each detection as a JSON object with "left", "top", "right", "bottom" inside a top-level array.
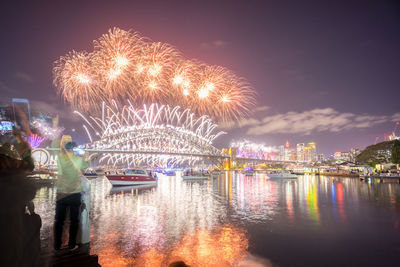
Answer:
[{"left": 33, "top": 172, "right": 400, "bottom": 266}]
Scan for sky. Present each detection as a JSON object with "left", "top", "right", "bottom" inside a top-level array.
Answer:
[{"left": 0, "top": 0, "right": 399, "bottom": 155}]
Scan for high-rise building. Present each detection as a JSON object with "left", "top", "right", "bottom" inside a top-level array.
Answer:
[
  {"left": 304, "top": 142, "right": 317, "bottom": 162},
  {"left": 289, "top": 148, "right": 297, "bottom": 161},
  {"left": 283, "top": 141, "right": 292, "bottom": 161},
  {"left": 279, "top": 145, "right": 285, "bottom": 161},
  {"left": 296, "top": 143, "right": 305, "bottom": 162},
  {"left": 0, "top": 101, "right": 15, "bottom": 133},
  {"left": 0, "top": 103, "right": 13, "bottom": 121},
  {"left": 349, "top": 147, "right": 360, "bottom": 163}
]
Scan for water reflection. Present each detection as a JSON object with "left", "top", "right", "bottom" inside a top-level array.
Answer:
[{"left": 33, "top": 172, "right": 400, "bottom": 266}]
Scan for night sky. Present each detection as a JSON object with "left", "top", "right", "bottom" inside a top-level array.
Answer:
[{"left": 1, "top": 0, "right": 399, "bottom": 155}]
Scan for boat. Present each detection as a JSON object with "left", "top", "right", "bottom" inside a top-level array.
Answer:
[
  {"left": 182, "top": 169, "right": 210, "bottom": 180},
  {"left": 83, "top": 168, "right": 100, "bottom": 178},
  {"left": 242, "top": 167, "right": 255, "bottom": 177},
  {"left": 162, "top": 169, "right": 176, "bottom": 176},
  {"left": 267, "top": 171, "right": 298, "bottom": 179},
  {"left": 106, "top": 168, "right": 157, "bottom": 186}
]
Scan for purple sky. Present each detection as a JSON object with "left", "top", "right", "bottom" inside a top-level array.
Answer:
[{"left": 1, "top": 0, "right": 399, "bottom": 155}]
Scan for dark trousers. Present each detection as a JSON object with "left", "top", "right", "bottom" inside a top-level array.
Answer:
[{"left": 54, "top": 193, "right": 81, "bottom": 249}]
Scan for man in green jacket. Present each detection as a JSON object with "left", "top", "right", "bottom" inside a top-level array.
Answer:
[{"left": 54, "top": 136, "right": 87, "bottom": 251}]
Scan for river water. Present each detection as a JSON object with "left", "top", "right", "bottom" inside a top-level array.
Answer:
[{"left": 33, "top": 172, "right": 400, "bottom": 267}]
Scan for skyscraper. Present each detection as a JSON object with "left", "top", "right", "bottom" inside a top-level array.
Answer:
[
  {"left": 304, "top": 142, "right": 317, "bottom": 162},
  {"left": 296, "top": 143, "right": 305, "bottom": 162}
]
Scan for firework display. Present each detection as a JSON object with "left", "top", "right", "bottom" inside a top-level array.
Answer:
[
  {"left": 31, "top": 119, "right": 64, "bottom": 140},
  {"left": 231, "top": 140, "right": 278, "bottom": 160},
  {"left": 76, "top": 102, "right": 225, "bottom": 166},
  {"left": 27, "top": 134, "right": 45, "bottom": 149},
  {"left": 54, "top": 27, "right": 256, "bottom": 121}
]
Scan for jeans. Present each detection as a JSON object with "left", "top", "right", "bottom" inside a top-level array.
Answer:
[{"left": 54, "top": 193, "right": 81, "bottom": 249}]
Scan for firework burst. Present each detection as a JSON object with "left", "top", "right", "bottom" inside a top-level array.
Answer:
[
  {"left": 53, "top": 51, "right": 104, "bottom": 112},
  {"left": 54, "top": 27, "right": 256, "bottom": 121}
]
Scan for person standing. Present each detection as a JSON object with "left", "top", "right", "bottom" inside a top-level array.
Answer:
[
  {"left": 22, "top": 201, "right": 42, "bottom": 266},
  {"left": 54, "top": 136, "right": 87, "bottom": 251}
]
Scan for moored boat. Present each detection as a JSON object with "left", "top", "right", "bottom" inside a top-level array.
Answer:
[
  {"left": 84, "top": 172, "right": 98, "bottom": 178},
  {"left": 267, "top": 171, "right": 297, "bottom": 179},
  {"left": 182, "top": 169, "right": 210, "bottom": 180},
  {"left": 106, "top": 168, "right": 157, "bottom": 186},
  {"left": 242, "top": 167, "right": 255, "bottom": 176},
  {"left": 162, "top": 169, "right": 176, "bottom": 176}
]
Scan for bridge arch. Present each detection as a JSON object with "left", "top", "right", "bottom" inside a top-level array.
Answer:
[{"left": 77, "top": 103, "right": 226, "bottom": 166}]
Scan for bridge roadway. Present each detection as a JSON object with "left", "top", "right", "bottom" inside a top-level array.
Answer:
[
  {"left": 45, "top": 147, "right": 230, "bottom": 159},
  {"left": 234, "top": 157, "right": 296, "bottom": 164},
  {"left": 45, "top": 147, "right": 294, "bottom": 163}
]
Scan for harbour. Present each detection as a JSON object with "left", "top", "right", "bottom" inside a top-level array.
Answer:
[{"left": 33, "top": 171, "right": 400, "bottom": 266}]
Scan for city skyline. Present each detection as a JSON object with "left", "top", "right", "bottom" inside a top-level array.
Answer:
[{"left": 0, "top": 1, "right": 399, "bottom": 155}]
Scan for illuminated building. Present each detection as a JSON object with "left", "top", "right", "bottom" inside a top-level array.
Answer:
[
  {"left": 297, "top": 143, "right": 305, "bottom": 162},
  {"left": 335, "top": 148, "right": 360, "bottom": 163},
  {"left": 304, "top": 142, "right": 317, "bottom": 162},
  {"left": 284, "top": 141, "right": 291, "bottom": 161},
  {"left": 279, "top": 145, "right": 285, "bottom": 161},
  {"left": 0, "top": 102, "right": 13, "bottom": 121},
  {"left": 0, "top": 101, "right": 15, "bottom": 134},
  {"left": 289, "top": 148, "right": 297, "bottom": 161}
]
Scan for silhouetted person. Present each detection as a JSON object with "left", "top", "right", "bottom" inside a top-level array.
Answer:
[
  {"left": 22, "top": 201, "right": 42, "bottom": 267},
  {"left": 54, "top": 136, "right": 87, "bottom": 251},
  {"left": 0, "top": 125, "right": 36, "bottom": 266},
  {"left": 169, "top": 261, "right": 189, "bottom": 267}
]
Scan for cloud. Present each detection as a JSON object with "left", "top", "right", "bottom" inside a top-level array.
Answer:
[
  {"left": 213, "top": 40, "right": 226, "bottom": 47},
  {"left": 392, "top": 113, "right": 400, "bottom": 122},
  {"left": 15, "top": 72, "right": 34, "bottom": 83},
  {"left": 200, "top": 40, "right": 226, "bottom": 49},
  {"left": 246, "top": 108, "right": 390, "bottom": 135},
  {"left": 255, "top": 105, "right": 270, "bottom": 112}
]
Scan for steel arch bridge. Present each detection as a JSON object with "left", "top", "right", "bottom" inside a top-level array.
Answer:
[{"left": 75, "top": 103, "right": 227, "bottom": 166}]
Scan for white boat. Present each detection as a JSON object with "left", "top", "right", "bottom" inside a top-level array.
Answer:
[
  {"left": 267, "top": 171, "right": 298, "bottom": 179},
  {"left": 106, "top": 168, "right": 157, "bottom": 186}
]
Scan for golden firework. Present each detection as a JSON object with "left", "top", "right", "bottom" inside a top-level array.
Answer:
[{"left": 53, "top": 27, "right": 256, "bottom": 121}]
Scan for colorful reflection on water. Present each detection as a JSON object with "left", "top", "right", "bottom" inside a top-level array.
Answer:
[{"left": 33, "top": 172, "right": 400, "bottom": 266}]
